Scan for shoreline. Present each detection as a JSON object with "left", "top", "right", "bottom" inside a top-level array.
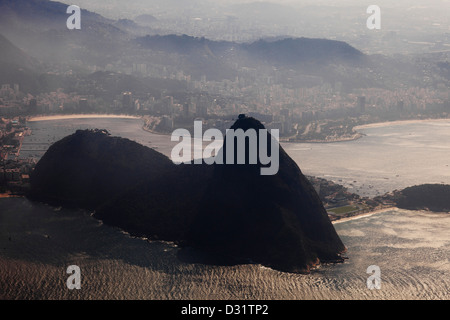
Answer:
[
  {"left": 0, "top": 191, "right": 396, "bottom": 225},
  {"left": 141, "top": 124, "right": 172, "bottom": 136},
  {"left": 25, "top": 114, "right": 450, "bottom": 144},
  {"left": 286, "top": 117, "right": 450, "bottom": 144},
  {"left": 354, "top": 118, "right": 450, "bottom": 130},
  {"left": 27, "top": 114, "right": 142, "bottom": 122},
  {"left": 139, "top": 126, "right": 365, "bottom": 144},
  {"left": 332, "top": 207, "right": 397, "bottom": 224},
  {"left": 281, "top": 133, "right": 364, "bottom": 144},
  {"left": 0, "top": 193, "right": 23, "bottom": 199}
]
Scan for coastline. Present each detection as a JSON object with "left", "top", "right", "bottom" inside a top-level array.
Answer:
[
  {"left": 354, "top": 118, "right": 450, "bottom": 130},
  {"left": 25, "top": 115, "right": 450, "bottom": 144},
  {"left": 281, "top": 133, "right": 363, "bottom": 144},
  {"left": 332, "top": 207, "right": 397, "bottom": 224},
  {"left": 301, "top": 117, "right": 450, "bottom": 144},
  {"left": 0, "top": 192, "right": 23, "bottom": 199},
  {"left": 140, "top": 126, "right": 365, "bottom": 144},
  {"left": 27, "top": 114, "right": 142, "bottom": 122},
  {"left": 141, "top": 124, "right": 171, "bottom": 136},
  {"left": 0, "top": 190, "right": 395, "bottom": 225},
  {"left": 285, "top": 118, "right": 450, "bottom": 144},
  {"left": 141, "top": 117, "right": 450, "bottom": 144}
]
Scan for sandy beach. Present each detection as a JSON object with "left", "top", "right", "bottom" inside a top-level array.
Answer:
[
  {"left": 354, "top": 118, "right": 450, "bottom": 130},
  {"left": 332, "top": 207, "right": 397, "bottom": 224},
  {"left": 27, "top": 114, "right": 141, "bottom": 122}
]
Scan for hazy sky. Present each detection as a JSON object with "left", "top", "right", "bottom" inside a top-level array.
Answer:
[
  {"left": 58, "top": 0, "right": 450, "bottom": 18},
  {"left": 56, "top": 0, "right": 450, "bottom": 51}
]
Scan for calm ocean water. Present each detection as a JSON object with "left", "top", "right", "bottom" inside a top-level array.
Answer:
[{"left": 1, "top": 117, "right": 448, "bottom": 300}]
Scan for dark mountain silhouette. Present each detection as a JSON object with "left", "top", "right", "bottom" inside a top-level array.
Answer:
[
  {"left": 135, "top": 34, "right": 365, "bottom": 67},
  {"left": 134, "top": 34, "right": 366, "bottom": 81},
  {"left": 187, "top": 117, "right": 346, "bottom": 272},
  {"left": 392, "top": 184, "right": 450, "bottom": 212},
  {"left": 243, "top": 37, "right": 365, "bottom": 66},
  {"left": 28, "top": 129, "right": 175, "bottom": 210},
  {"left": 136, "top": 34, "right": 236, "bottom": 56},
  {"left": 94, "top": 163, "right": 215, "bottom": 242},
  {"left": 28, "top": 117, "right": 346, "bottom": 273}
]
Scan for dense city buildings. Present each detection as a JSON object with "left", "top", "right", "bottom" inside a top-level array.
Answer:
[{"left": 1, "top": 69, "right": 448, "bottom": 142}]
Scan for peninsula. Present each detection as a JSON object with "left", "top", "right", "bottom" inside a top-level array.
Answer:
[{"left": 27, "top": 117, "right": 347, "bottom": 273}]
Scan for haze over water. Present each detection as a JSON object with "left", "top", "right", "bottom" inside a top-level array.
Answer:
[{"left": 1, "top": 116, "right": 448, "bottom": 300}]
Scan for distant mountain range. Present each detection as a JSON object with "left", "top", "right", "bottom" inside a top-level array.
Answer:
[
  {"left": 0, "top": 0, "right": 368, "bottom": 83},
  {"left": 0, "top": 0, "right": 112, "bottom": 29},
  {"left": 0, "top": 0, "right": 441, "bottom": 93},
  {"left": 0, "top": 0, "right": 126, "bottom": 65},
  {"left": 135, "top": 34, "right": 366, "bottom": 67}
]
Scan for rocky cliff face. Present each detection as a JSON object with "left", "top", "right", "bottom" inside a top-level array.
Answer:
[{"left": 28, "top": 119, "right": 346, "bottom": 273}]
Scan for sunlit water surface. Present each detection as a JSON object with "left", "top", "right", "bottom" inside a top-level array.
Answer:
[{"left": 1, "top": 117, "right": 448, "bottom": 299}]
